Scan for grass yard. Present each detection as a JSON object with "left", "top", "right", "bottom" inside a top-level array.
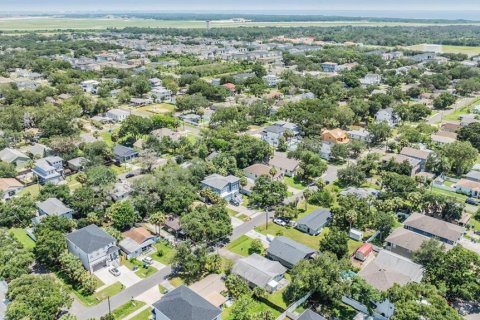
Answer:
[
  {"left": 100, "top": 131, "right": 114, "bottom": 147},
  {"left": 266, "top": 274, "right": 291, "bottom": 310},
  {"left": 443, "top": 97, "right": 480, "bottom": 121},
  {"left": 226, "top": 235, "right": 261, "bottom": 256},
  {"left": 169, "top": 277, "right": 184, "bottom": 288},
  {"left": 74, "top": 282, "right": 124, "bottom": 306},
  {"left": 112, "top": 300, "right": 146, "bottom": 320},
  {"left": 430, "top": 186, "right": 468, "bottom": 202},
  {"left": 151, "top": 241, "right": 176, "bottom": 265},
  {"left": 10, "top": 228, "right": 35, "bottom": 250},
  {"left": 158, "top": 284, "right": 169, "bottom": 294},
  {"left": 222, "top": 298, "right": 281, "bottom": 320},
  {"left": 66, "top": 173, "right": 82, "bottom": 191},
  {"left": 283, "top": 176, "right": 308, "bottom": 190},
  {"left": 129, "top": 307, "right": 153, "bottom": 320},
  {"left": 136, "top": 103, "right": 175, "bottom": 116},
  {"left": 469, "top": 218, "right": 480, "bottom": 232},
  {"left": 348, "top": 240, "right": 363, "bottom": 255},
  {"left": 18, "top": 184, "right": 40, "bottom": 197},
  {"left": 110, "top": 164, "right": 129, "bottom": 176},
  {"left": 255, "top": 224, "right": 324, "bottom": 249},
  {"left": 122, "top": 259, "right": 158, "bottom": 278}
]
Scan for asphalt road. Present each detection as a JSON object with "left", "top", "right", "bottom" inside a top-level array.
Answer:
[
  {"left": 230, "top": 210, "right": 275, "bottom": 240},
  {"left": 71, "top": 266, "right": 171, "bottom": 320},
  {"left": 426, "top": 97, "right": 476, "bottom": 124}
]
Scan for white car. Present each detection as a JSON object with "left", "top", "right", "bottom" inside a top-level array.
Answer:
[
  {"left": 109, "top": 267, "right": 121, "bottom": 277},
  {"left": 273, "top": 218, "right": 287, "bottom": 226},
  {"left": 142, "top": 257, "right": 153, "bottom": 265}
]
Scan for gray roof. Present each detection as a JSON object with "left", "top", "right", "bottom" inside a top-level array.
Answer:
[
  {"left": 263, "top": 124, "right": 288, "bottom": 134},
  {"left": 201, "top": 174, "right": 239, "bottom": 190},
  {"left": 297, "top": 209, "right": 332, "bottom": 231},
  {"left": 466, "top": 170, "right": 480, "bottom": 181},
  {"left": 36, "top": 198, "right": 72, "bottom": 216},
  {"left": 67, "top": 224, "right": 115, "bottom": 254},
  {"left": 27, "top": 143, "right": 51, "bottom": 157},
  {"left": 268, "top": 152, "right": 299, "bottom": 171},
  {"left": 404, "top": 213, "right": 465, "bottom": 243},
  {"left": 358, "top": 250, "right": 423, "bottom": 291},
  {"left": 298, "top": 309, "right": 327, "bottom": 320},
  {"left": 0, "top": 148, "right": 29, "bottom": 163},
  {"left": 114, "top": 145, "right": 138, "bottom": 158},
  {"left": 152, "top": 285, "right": 221, "bottom": 320},
  {"left": 339, "top": 187, "right": 380, "bottom": 199},
  {"left": 267, "top": 236, "right": 315, "bottom": 267},
  {"left": 232, "top": 253, "right": 287, "bottom": 288},
  {"left": 68, "top": 157, "right": 89, "bottom": 167}
]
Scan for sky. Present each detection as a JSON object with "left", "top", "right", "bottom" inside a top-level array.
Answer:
[{"left": 1, "top": 0, "right": 480, "bottom": 13}]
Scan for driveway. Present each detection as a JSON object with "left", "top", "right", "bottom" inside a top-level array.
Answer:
[
  {"left": 94, "top": 266, "right": 141, "bottom": 289},
  {"left": 459, "top": 238, "right": 480, "bottom": 256},
  {"left": 322, "top": 164, "right": 340, "bottom": 183}
]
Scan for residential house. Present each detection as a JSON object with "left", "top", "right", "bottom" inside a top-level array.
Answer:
[
  {"left": 151, "top": 87, "right": 173, "bottom": 103},
  {"left": 382, "top": 154, "right": 422, "bottom": 176},
  {"left": 223, "top": 83, "right": 236, "bottom": 93},
  {"left": 201, "top": 174, "right": 240, "bottom": 201},
  {"left": 232, "top": 254, "right": 287, "bottom": 292},
  {"left": 410, "top": 52, "right": 436, "bottom": 63},
  {"left": 358, "top": 250, "right": 423, "bottom": 291},
  {"left": 431, "top": 134, "right": 456, "bottom": 145},
  {"left": 455, "top": 179, "right": 480, "bottom": 198},
  {"left": 261, "top": 121, "right": 300, "bottom": 151},
  {"left": 26, "top": 143, "right": 52, "bottom": 158},
  {"left": 151, "top": 128, "right": 183, "bottom": 142},
  {"left": 465, "top": 170, "right": 480, "bottom": 182},
  {"left": 119, "top": 227, "right": 157, "bottom": 259},
  {"left": 0, "top": 148, "right": 30, "bottom": 167},
  {"left": 399, "top": 147, "right": 432, "bottom": 170},
  {"left": 67, "top": 157, "right": 89, "bottom": 172},
  {"left": 297, "top": 310, "right": 327, "bottom": 320},
  {"left": 360, "top": 74, "right": 382, "bottom": 86},
  {"left": 268, "top": 152, "right": 299, "bottom": 177},
  {"left": 33, "top": 198, "right": 73, "bottom": 225},
  {"left": 375, "top": 108, "right": 400, "bottom": 127},
  {"left": 321, "top": 128, "right": 350, "bottom": 145},
  {"left": 339, "top": 187, "right": 380, "bottom": 199},
  {"left": 110, "top": 181, "right": 132, "bottom": 202},
  {"left": 267, "top": 236, "right": 316, "bottom": 268},
  {"left": 403, "top": 212, "right": 465, "bottom": 245},
  {"left": 349, "top": 228, "right": 364, "bottom": 241},
  {"left": 32, "top": 156, "right": 64, "bottom": 185},
  {"left": 440, "top": 122, "right": 461, "bottom": 133},
  {"left": 152, "top": 285, "right": 221, "bottom": 320},
  {"left": 233, "top": 72, "right": 255, "bottom": 83},
  {"left": 113, "top": 145, "right": 139, "bottom": 163},
  {"left": 80, "top": 80, "right": 100, "bottom": 94},
  {"left": 180, "top": 113, "right": 202, "bottom": 126},
  {"left": 319, "top": 142, "right": 332, "bottom": 160},
  {"left": 296, "top": 208, "right": 332, "bottom": 236},
  {"left": 67, "top": 224, "right": 119, "bottom": 272},
  {"left": 129, "top": 98, "right": 153, "bottom": 107},
  {"left": 0, "top": 178, "right": 24, "bottom": 200},
  {"left": 263, "top": 74, "right": 281, "bottom": 87},
  {"left": 243, "top": 163, "right": 280, "bottom": 181},
  {"left": 347, "top": 129, "right": 371, "bottom": 143},
  {"left": 385, "top": 228, "right": 451, "bottom": 259},
  {"left": 106, "top": 108, "right": 130, "bottom": 122},
  {"left": 321, "top": 62, "right": 338, "bottom": 73}
]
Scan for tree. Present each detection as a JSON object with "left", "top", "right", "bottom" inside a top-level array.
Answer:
[
  {"left": 180, "top": 205, "right": 232, "bottom": 244},
  {"left": 108, "top": 201, "right": 136, "bottom": 231},
  {"left": 230, "top": 136, "right": 272, "bottom": 168},
  {"left": 457, "top": 122, "right": 480, "bottom": 150},
  {"left": 0, "top": 161, "right": 16, "bottom": 178},
  {"left": 381, "top": 172, "right": 417, "bottom": 193},
  {"left": 433, "top": 92, "right": 456, "bottom": 109},
  {"left": 118, "top": 115, "right": 152, "bottom": 139},
  {"left": 70, "top": 186, "right": 103, "bottom": 218},
  {"left": 338, "top": 164, "right": 366, "bottom": 187},
  {"left": 172, "top": 241, "right": 208, "bottom": 283},
  {"left": 386, "top": 283, "right": 462, "bottom": 320},
  {"left": 297, "top": 151, "right": 327, "bottom": 182},
  {"left": 249, "top": 239, "right": 264, "bottom": 255},
  {"left": 230, "top": 295, "right": 255, "bottom": 320},
  {"left": 0, "top": 195, "right": 36, "bottom": 228},
  {"left": 250, "top": 175, "right": 288, "bottom": 209},
  {"left": 34, "top": 229, "right": 66, "bottom": 268},
  {"left": 5, "top": 274, "right": 72, "bottom": 320},
  {"left": 85, "top": 165, "right": 116, "bottom": 186},
  {"left": 319, "top": 228, "right": 349, "bottom": 259},
  {"left": 58, "top": 251, "right": 97, "bottom": 295},
  {"left": 0, "top": 229, "right": 34, "bottom": 281},
  {"left": 225, "top": 274, "right": 251, "bottom": 299},
  {"left": 331, "top": 143, "right": 350, "bottom": 162},
  {"left": 149, "top": 211, "right": 166, "bottom": 235},
  {"left": 441, "top": 141, "right": 478, "bottom": 175},
  {"left": 366, "top": 121, "right": 392, "bottom": 146},
  {"left": 38, "top": 183, "right": 71, "bottom": 203},
  {"left": 176, "top": 93, "right": 209, "bottom": 113}
]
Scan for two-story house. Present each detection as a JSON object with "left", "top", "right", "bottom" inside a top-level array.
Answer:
[
  {"left": 67, "top": 224, "right": 120, "bottom": 272},
  {"left": 0, "top": 148, "right": 30, "bottom": 168},
  {"left": 375, "top": 108, "right": 400, "bottom": 127},
  {"left": 152, "top": 285, "right": 222, "bottom": 320},
  {"left": 80, "top": 80, "right": 100, "bottom": 94},
  {"left": 32, "top": 156, "right": 64, "bottom": 185},
  {"left": 321, "top": 128, "right": 350, "bottom": 145},
  {"left": 261, "top": 121, "right": 300, "bottom": 151},
  {"left": 106, "top": 108, "right": 130, "bottom": 122},
  {"left": 201, "top": 174, "right": 240, "bottom": 201},
  {"left": 33, "top": 198, "right": 73, "bottom": 225},
  {"left": 0, "top": 178, "right": 24, "bottom": 200}
]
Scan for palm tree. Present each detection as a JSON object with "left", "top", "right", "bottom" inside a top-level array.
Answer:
[{"left": 149, "top": 212, "right": 166, "bottom": 235}]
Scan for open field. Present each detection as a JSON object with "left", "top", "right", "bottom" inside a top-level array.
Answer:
[
  {"left": 406, "top": 44, "right": 480, "bottom": 56},
  {"left": 10, "top": 228, "right": 35, "bottom": 250},
  {"left": 2, "top": 17, "right": 480, "bottom": 31}
]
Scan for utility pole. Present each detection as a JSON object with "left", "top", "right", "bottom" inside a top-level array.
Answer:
[{"left": 108, "top": 296, "right": 111, "bottom": 315}]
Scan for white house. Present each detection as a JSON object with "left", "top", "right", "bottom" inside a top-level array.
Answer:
[
  {"left": 261, "top": 121, "right": 300, "bottom": 151},
  {"left": 201, "top": 174, "right": 240, "bottom": 201},
  {"left": 347, "top": 128, "right": 371, "bottom": 143},
  {"left": 376, "top": 108, "right": 400, "bottom": 127},
  {"left": 263, "top": 74, "right": 281, "bottom": 87},
  {"left": 80, "top": 80, "right": 100, "bottom": 94},
  {"left": 151, "top": 87, "right": 173, "bottom": 103},
  {"left": 106, "top": 108, "right": 130, "bottom": 122},
  {"left": 360, "top": 74, "right": 382, "bottom": 86},
  {"left": 33, "top": 198, "right": 73, "bottom": 225},
  {"left": 67, "top": 224, "right": 119, "bottom": 272},
  {"left": 0, "top": 178, "right": 24, "bottom": 200}
]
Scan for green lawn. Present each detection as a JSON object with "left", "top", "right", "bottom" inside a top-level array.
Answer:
[
  {"left": 136, "top": 103, "right": 175, "bottom": 116},
  {"left": 122, "top": 259, "right": 157, "bottom": 278},
  {"left": 112, "top": 300, "right": 146, "bottom": 320},
  {"left": 110, "top": 164, "right": 129, "bottom": 176},
  {"left": 129, "top": 307, "right": 153, "bottom": 320},
  {"left": 66, "top": 173, "right": 82, "bottom": 190},
  {"left": 348, "top": 240, "right": 363, "bottom": 255},
  {"left": 266, "top": 274, "right": 291, "bottom": 310},
  {"left": 226, "top": 235, "right": 261, "bottom": 256},
  {"left": 9, "top": 228, "right": 35, "bottom": 250},
  {"left": 100, "top": 131, "right": 114, "bottom": 147},
  {"left": 222, "top": 298, "right": 281, "bottom": 320},
  {"left": 150, "top": 241, "right": 176, "bottom": 265},
  {"left": 443, "top": 97, "right": 480, "bottom": 121},
  {"left": 158, "top": 284, "right": 169, "bottom": 294},
  {"left": 469, "top": 218, "right": 480, "bottom": 232},
  {"left": 18, "top": 184, "right": 40, "bottom": 198},
  {"left": 255, "top": 224, "right": 323, "bottom": 249},
  {"left": 430, "top": 186, "right": 468, "bottom": 202},
  {"left": 74, "top": 282, "right": 124, "bottom": 306},
  {"left": 283, "top": 176, "right": 308, "bottom": 190},
  {"left": 169, "top": 277, "right": 184, "bottom": 288}
]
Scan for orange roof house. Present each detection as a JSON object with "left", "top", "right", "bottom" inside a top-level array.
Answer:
[
  {"left": 321, "top": 128, "right": 350, "bottom": 144},
  {"left": 223, "top": 83, "right": 236, "bottom": 92},
  {"left": 119, "top": 227, "right": 157, "bottom": 259}
]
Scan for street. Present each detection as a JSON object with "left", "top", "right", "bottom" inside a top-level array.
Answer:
[{"left": 426, "top": 97, "right": 477, "bottom": 124}]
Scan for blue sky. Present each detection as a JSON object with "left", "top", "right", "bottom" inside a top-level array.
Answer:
[
  {"left": 0, "top": 0, "right": 480, "bottom": 12},
  {"left": 1, "top": 0, "right": 480, "bottom": 12}
]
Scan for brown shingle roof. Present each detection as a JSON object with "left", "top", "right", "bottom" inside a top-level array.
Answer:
[
  {"left": 0, "top": 178, "right": 23, "bottom": 191},
  {"left": 122, "top": 227, "right": 153, "bottom": 244},
  {"left": 400, "top": 147, "right": 432, "bottom": 161},
  {"left": 403, "top": 213, "right": 465, "bottom": 243}
]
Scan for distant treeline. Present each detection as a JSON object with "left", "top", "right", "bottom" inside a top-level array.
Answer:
[
  {"left": 112, "top": 25, "right": 480, "bottom": 47},
  {"left": 62, "top": 13, "right": 479, "bottom": 24}
]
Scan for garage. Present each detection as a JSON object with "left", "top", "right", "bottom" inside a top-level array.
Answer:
[{"left": 91, "top": 259, "right": 107, "bottom": 272}]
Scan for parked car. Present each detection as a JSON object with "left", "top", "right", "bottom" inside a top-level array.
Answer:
[
  {"left": 466, "top": 198, "right": 479, "bottom": 205},
  {"left": 109, "top": 267, "right": 121, "bottom": 276},
  {"left": 125, "top": 172, "right": 135, "bottom": 179},
  {"left": 142, "top": 257, "right": 153, "bottom": 265},
  {"left": 230, "top": 198, "right": 240, "bottom": 206},
  {"left": 273, "top": 218, "right": 287, "bottom": 226}
]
